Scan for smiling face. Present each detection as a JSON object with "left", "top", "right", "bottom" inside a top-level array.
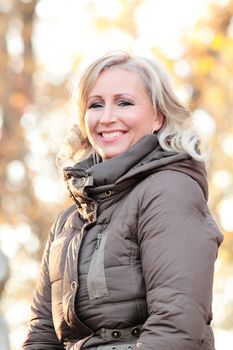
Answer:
[{"left": 84, "top": 67, "right": 164, "bottom": 160}]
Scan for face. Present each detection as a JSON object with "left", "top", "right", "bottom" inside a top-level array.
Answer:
[{"left": 84, "top": 67, "right": 163, "bottom": 160}]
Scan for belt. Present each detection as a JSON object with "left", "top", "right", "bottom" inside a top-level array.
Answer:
[
  {"left": 96, "top": 325, "right": 142, "bottom": 342},
  {"left": 96, "top": 344, "right": 136, "bottom": 350}
]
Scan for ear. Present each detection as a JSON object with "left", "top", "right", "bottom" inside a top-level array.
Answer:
[{"left": 153, "top": 109, "right": 164, "bottom": 132}]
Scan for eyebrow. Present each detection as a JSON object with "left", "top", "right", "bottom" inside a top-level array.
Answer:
[{"left": 87, "top": 93, "right": 135, "bottom": 101}]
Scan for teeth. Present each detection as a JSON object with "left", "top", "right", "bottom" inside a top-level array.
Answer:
[{"left": 102, "top": 131, "right": 124, "bottom": 138}]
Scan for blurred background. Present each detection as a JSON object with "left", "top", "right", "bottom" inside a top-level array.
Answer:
[{"left": 0, "top": 0, "right": 233, "bottom": 349}]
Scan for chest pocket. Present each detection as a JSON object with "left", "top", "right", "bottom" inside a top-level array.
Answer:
[
  {"left": 49, "top": 236, "right": 69, "bottom": 283},
  {"left": 87, "top": 231, "right": 110, "bottom": 300}
]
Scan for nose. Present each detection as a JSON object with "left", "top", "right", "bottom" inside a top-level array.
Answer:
[{"left": 99, "top": 104, "right": 117, "bottom": 125}]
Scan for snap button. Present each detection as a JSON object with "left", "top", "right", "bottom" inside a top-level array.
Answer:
[
  {"left": 131, "top": 326, "right": 140, "bottom": 337},
  {"left": 111, "top": 330, "right": 121, "bottom": 339},
  {"left": 71, "top": 281, "right": 77, "bottom": 291},
  {"left": 90, "top": 202, "right": 96, "bottom": 210},
  {"left": 79, "top": 177, "right": 86, "bottom": 186},
  {"left": 63, "top": 337, "right": 69, "bottom": 346},
  {"left": 89, "top": 216, "right": 95, "bottom": 223},
  {"left": 105, "top": 190, "right": 112, "bottom": 197}
]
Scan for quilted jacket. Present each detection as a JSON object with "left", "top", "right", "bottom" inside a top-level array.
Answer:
[{"left": 22, "top": 134, "right": 223, "bottom": 350}]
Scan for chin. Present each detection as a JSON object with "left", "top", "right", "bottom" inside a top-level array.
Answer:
[
  {"left": 102, "top": 154, "right": 118, "bottom": 160},
  {"left": 101, "top": 151, "right": 122, "bottom": 160},
  {"left": 98, "top": 145, "right": 130, "bottom": 160}
]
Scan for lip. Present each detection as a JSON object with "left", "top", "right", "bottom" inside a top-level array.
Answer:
[
  {"left": 97, "top": 130, "right": 127, "bottom": 143},
  {"left": 98, "top": 129, "right": 127, "bottom": 134}
]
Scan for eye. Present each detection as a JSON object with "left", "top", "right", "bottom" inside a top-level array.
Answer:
[
  {"left": 118, "top": 101, "right": 133, "bottom": 107},
  {"left": 88, "top": 102, "right": 103, "bottom": 109}
]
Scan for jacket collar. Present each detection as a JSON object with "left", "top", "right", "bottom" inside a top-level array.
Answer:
[{"left": 63, "top": 134, "right": 208, "bottom": 207}]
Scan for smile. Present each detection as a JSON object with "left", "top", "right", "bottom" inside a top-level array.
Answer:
[{"left": 101, "top": 131, "right": 125, "bottom": 139}]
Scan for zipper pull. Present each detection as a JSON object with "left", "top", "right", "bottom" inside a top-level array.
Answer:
[{"left": 96, "top": 233, "right": 102, "bottom": 249}]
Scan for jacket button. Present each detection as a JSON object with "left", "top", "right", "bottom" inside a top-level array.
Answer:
[
  {"left": 79, "top": 177, "right": 86, "bottom": 186},
  {"left": 105, "top": 190, "right": 112, "bottom": 197},
  {"left": 71, "top": 281, "right": 77, "bottom": 291},
  {"left": 89, "top": 216, "right": 95, "bottom": 223},
  {"left": 131, "top": 327, "right": 140, "bottom": 337},
  {"left": 90, "top": 202, "right": 96, "bottom": 210},
  {"left": 111, "top": 330, "right": 121, "bottom": 339}
]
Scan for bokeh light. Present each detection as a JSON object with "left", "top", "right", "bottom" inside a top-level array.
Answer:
[{"left": 1, "top": 0, "right": 233, "bottom": 349}]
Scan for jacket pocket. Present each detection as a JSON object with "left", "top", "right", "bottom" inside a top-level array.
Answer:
[
  {"left": 49, "top": 236, "right": 67, "bottom": 283},
  {"left": 87, "top": 231, "right": 109, "bottom": 300}
]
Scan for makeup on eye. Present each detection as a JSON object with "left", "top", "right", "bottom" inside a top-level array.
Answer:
[
  {"left": 118, "top": 100, "right": 134, "bottom": 107},
  {"left": 88, "top": 102, "right": 103, "bottom": 109},
  {"left": 87, "top": 99, "right": 134, "bottom": 109}
]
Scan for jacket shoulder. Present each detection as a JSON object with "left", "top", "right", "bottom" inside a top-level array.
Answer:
[
  {"left": 141, "top": 169, "right": 205, "bottom": 201},
  {"left": 51, "top": 204, "right": 78, "bottom": 237}
]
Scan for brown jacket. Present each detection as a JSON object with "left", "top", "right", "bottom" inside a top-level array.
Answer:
[{"left": 22, "top": 135, "right": 223, "bottom": 350}]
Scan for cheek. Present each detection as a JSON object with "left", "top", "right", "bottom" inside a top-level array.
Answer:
[
  {"left": 84, "top": 113, "right": 100, "bottom": 144},
  {"left": 84, "top": 112, "right": 92, "bottom": 132},
  {"left": 83, "top": 110, "right": 87, "bottom": 122},
  {"left": 130, "top": 114, "right": 154, "bottom": 133}
]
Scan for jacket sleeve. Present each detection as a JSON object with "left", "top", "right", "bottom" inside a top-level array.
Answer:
[
  {"left": 136, "top": 171, "right": 223, "bottom": 350},
  {"left": 22, "top": 213, "right": 66, "bottom": 350}
]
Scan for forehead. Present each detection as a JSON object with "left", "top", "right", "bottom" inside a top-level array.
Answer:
[{"left": 89, "top": 66, "right": 144, "bottom": 94}]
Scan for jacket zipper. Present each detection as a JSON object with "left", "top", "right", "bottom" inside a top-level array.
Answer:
[
  {"left": 96, "top": 233, "right": 102, "bottom": 249},
  {"left": 69, "top": 222, "right": 93, "bottom": 326}
]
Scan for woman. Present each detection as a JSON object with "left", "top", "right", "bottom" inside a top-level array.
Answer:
[{"left": 22, "top": 51, "right": 223, "bottom": 350}]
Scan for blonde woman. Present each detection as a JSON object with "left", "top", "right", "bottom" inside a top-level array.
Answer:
[{"left": 22, "top": 51, "right": 223, "bottom": 350}]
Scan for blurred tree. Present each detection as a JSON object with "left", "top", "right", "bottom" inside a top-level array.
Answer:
[
  {"left": 0, "top": 0, "right": 144, "bottom": 348},
  {"left": 0, "top": 0, "right": 68, "bottom": 251},
  {"left": 1, "top": 0, "right": 37, "bottom": 231},
  {"left": 0, "top": 1, "right": 68, "bottom": 346},
  {"left": 0, "top": 250, "right": 10, "bottom": 350},
  {"left": 1, "top": 0, "right": 232, "bottom": 348},
  {"left": 92, "top": 0, "right": 142, "bottom": 37},
  {"left": 171, "top": 0, "right": 233, "bottom": 332}
]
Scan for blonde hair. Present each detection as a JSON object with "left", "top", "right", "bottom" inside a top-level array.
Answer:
[{"left": 57, "top": 51, "right": 204, "bottom": 166}]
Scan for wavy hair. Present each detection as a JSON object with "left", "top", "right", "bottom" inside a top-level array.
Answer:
[{"left": 57, "top": 51, "right": 205, "bottom": 166}]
